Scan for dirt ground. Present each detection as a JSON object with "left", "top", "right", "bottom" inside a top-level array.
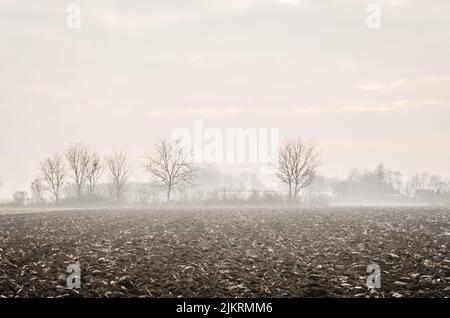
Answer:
[{"left": 0, "top": 207, "right": 449, "bottom": 298}]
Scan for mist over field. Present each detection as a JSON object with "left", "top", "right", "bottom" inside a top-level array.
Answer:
[{"left": 0, "top": 0, "right": 449, "bottom": 301}]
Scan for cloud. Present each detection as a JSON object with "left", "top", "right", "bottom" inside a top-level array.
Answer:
[
  {"left": 379, "top": 0, "right": 406, "bottom": 7},
  {"left": 295, "top": 100, "right": 449, "bottom": 114},
  {"left": 27, "top": 87, "right": 78, "bottom": 100},
  {"left": 334, "top": 60, "right": 358, "bottom": 72},
  {"left": 224, "top": 0, "right": 257, "bottom": 10},
  {"left": 186, "top": 54, "right": 205, "bottom": 64},
  {"left": 0, "top": 0, "right": 24, "bottom": 9},
  {"left": 295, "top": 105, "right": 390, "bottom": 114},
  {"left": 355, "top": 83, "right": 383, "bottom": 91},
  {"left": 21, "top": 27, "right": 91, "bottom": 50},
  {"left": 89, "top": 7, "right": 183, "bottom": 31},
  {"left": 356, "top": 76, "right": 450, "bottom": 91},
  {"left": 220, "top": 0, "right": 300, "bottom": 10},
  {"left": 145, "top": 107, "right": 246, "bottom": 119},
  {"left": 276, "top": 0, "right": 301, "bottom": 5},
  {"left": 144, "top": 100, "right": 450, "bottom": 119}
]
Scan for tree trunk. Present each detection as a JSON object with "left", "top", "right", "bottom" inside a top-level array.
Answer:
[
  {"left": 293, "top": 184, "right": 298, "bottom": 202},
  {"left": 116, "top": 186, "right": 120, "bottom": 201},
  {"left": 167, "top": 185, "right": 172, "bottom": 201}
]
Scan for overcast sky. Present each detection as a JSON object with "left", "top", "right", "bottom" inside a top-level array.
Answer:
[{"left": 1, "top": 0, "right": 450, "bottom": 197}]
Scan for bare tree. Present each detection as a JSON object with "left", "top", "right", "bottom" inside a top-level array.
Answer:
[
  {"left": 275, "top": 138, "right": 320, "bottom": 202},
  {"left": 31, "top": 178, "right": 44, "bottom": 204},
  {"left": 86, "top": 152, "right": 103, "bottom": 194},
  {"left": 65, "top": 143, "right": 90, "bottom": 197},
  {"left": 144, "top": 140, "right": 196, "bottom": 201},
  {"left": 389, "top": 170, "right": 403, "bottom": 192},
  {"left": 39, "top": 154, "right": 65, "bottom": 203},
  {"left": 374, "top": 163, "right": 387, "bottom": 200},
  {"left": 105, "top": 151, "right": 130, "bottom": 201},
  {"left": 429, "top": 174, "right": 445, "bottom": 192},
  {"left": 13, "top": 191, "right": 28, "bottom": 206},
  {"left": 374, "top": 163, "right": 387, "bottom": 184},
  {"left": 412, "top": 172, "right": 429, "bottom": 191}
]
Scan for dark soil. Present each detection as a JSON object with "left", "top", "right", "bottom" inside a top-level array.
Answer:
[{"left": 0, "top": 207, "right": 449, "bottom": 298}]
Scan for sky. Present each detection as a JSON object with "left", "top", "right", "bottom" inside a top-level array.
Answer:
[{"left": 0, "top": 0, "right": 450, "bottom": 197}]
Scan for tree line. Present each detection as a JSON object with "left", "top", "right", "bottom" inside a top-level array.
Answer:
[
  {"left": 2, "top": 138, "right": 319, "bottom": 206},
  {"left": 7, "top": 138, "right": 448, "bottom": 207},
  {"left": 32, "top": 140, "right": 196, "bottom": 204},
  {"left": 305, "top": 163, "right": 450, "bottom": 205}
]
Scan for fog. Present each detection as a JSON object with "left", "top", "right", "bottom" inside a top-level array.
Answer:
[
  {"left": 1, "top": 2, "right": 450, "bottom": 303},
  {"left": 1, "top": 0, "right": 450, "bottom": 204}
]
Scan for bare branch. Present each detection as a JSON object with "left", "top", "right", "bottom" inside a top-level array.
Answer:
[
  {"left": 86, "top": 152, "right": 103, "bottom": 194},
  {"left": 105, "top": 151, "right": 130, "bottom": 201},
  {"left": 144, "top": 140, "right": 196, "bottom": 201},
  {"left": 65, "top": 143, "right": 91, "bottom": 197},
  {"left": 31, "top": 178, "right": 44, "bottom": 204},
  {"left": 275, "top": 138, "right": 320, "bottom": 202},
  {"left": 39, "top": 154, "right": 65, "bottom": 203}
]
